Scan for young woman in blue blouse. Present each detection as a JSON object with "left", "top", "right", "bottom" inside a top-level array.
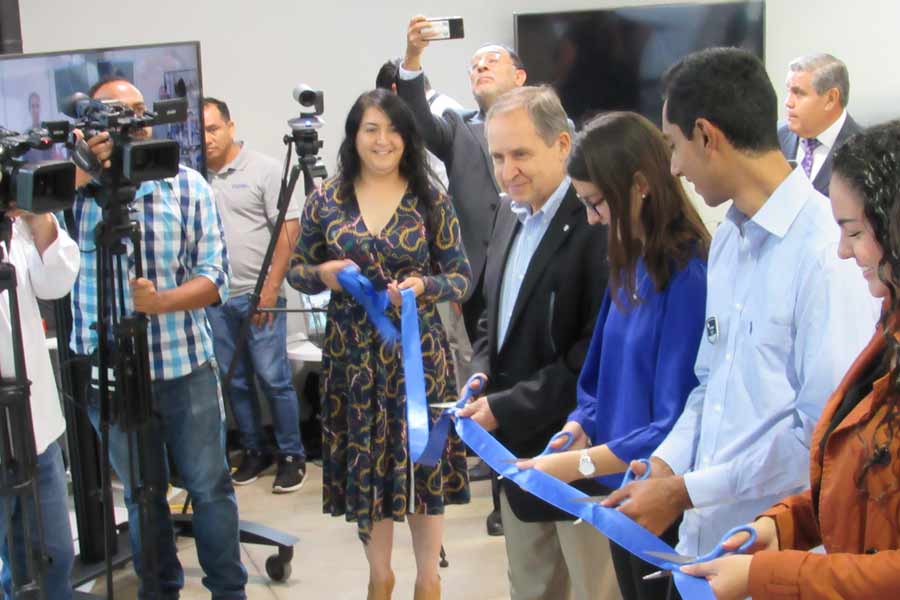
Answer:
[{"left": 519, "top": 111, "right": 710, "bottom": 600}]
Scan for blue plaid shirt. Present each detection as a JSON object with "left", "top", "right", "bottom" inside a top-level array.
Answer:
[{"left": 69, "top": 166, "right": 230, "bottom": 381}]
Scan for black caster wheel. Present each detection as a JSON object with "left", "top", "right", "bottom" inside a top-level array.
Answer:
[{"left": 265, "top": 554, "right": 292, "bottom": 582}]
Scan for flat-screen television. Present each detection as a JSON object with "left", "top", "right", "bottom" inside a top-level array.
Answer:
[
  {"left": 515, "top": 1, "right": 765, "bottom": 127},
  {"left": 0, "top": 41, "right": 205, "bottom": 174}
]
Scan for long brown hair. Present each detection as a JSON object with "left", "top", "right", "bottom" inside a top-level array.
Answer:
[{"left": 568, "top": 111, "right": 710, "bottom": 307}]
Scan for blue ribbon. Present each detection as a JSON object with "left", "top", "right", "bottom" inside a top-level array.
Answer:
[
  {"left": 421, "top": 374, "right": 716, "bottom": 600},
  {"left": 335, "top": 265, "right": 429, "bottom": 463},
  {"left": 335, "top": 266, "right": 715, "bottom": 599}
]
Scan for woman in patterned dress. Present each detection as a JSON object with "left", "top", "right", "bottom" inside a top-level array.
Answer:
[{"left": 288, "top": 88, "right": 471, "bottom": 600}]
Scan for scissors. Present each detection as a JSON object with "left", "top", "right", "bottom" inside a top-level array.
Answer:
[
  {"left": 499, "top": 430, "right": 576, "bottom": 464},
  {"left": 641, "top": 524, "right": 758, "bottom": 580},
  {"left": 572, "top": 458, "right": 652, "bottom": 504},
  {"left": 432, "top": 373, "right": 488, "bottom": 410}
]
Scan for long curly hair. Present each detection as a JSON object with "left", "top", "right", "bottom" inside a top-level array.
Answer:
[
  {"left": 832, "top": 119, "right": 900, "bottom": 487},
  {"left": 335, "top": 88, "right": 438, "bottom": 210},
  {"left": 568, "top": 111, "right": 710, "bottom": 307}
]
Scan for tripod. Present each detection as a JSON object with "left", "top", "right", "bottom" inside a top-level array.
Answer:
[
  {"left": 0, "top": 215, "right": 48, "bottom": 600},
  {"left": 89, "top": 165, "right": 161, "bottom": 600},
  {"left": 221, "top": 119, "right": 327, "bottom": 392}
]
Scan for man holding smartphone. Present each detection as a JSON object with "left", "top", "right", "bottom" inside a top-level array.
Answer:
[{"left": 398, "top": 14, "right": 528, "bottom": 537}]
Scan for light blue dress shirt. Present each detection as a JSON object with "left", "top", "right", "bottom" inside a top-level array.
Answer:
[
  {"left": 497, "top": 177, "right": 570, "bottom": 348},
  {"left": 654, "top": 169, "right": 881, "bottom": 556}
]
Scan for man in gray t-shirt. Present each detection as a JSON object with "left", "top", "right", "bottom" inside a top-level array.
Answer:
[{"left": 203, "top": 97, "right": 306, "bottom": 493}]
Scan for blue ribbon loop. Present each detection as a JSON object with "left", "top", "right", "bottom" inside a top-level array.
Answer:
[
  {"left": 335, "top": 266, "right": 429, "bottom": 463},
  {"left": 334, "top": 267, "right": 714, "bottom": 599}
]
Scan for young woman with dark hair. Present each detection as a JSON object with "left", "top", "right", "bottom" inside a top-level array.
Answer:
[
  {"left": 682, "top": 121, "right": 900, "bottom": 599},
  {"left": 288, "top": 89, "right": 472, "bottom": 600},
  {"left": 518, "top": 111, "right": 710, "bottom": 600}
]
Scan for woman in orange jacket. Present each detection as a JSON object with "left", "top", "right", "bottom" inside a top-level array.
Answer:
[{"left": 681, "top": 121, "right": 900, "bottom": 599}]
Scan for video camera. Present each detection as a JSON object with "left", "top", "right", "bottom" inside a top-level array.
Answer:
[
  {"left": 0, "top": 126, "right": 75, "bottom": 215},
  {"left": 287, "top": 84, "right": 326, "bottom": 172},
  {"left": 62, "top": 93, "right": 188, "bottom": 187}
]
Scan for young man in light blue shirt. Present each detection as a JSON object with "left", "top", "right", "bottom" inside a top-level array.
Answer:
[{"left": 603, "top": 48, "right": 879, "bottom": 562}]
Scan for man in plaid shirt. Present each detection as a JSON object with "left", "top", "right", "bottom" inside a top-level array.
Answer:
[{"left": 70, "top": 77, "right": 247, "bottom": 599}]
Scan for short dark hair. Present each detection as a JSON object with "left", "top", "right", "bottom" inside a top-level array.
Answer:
[
  {"left": 88, "top": 76, "right": 134, "bottom": 99},
  {"left": 662, "top": 47, "right": 779, "bottom": 152},
  {"left": 375, "top": 58, "right": 430, "bottom": 91},
  {"left": 203, "top": 97, "right": 231, "bottom": 122}
]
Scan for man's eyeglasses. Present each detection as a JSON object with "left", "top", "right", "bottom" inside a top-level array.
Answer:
[{"left": 467, "top": 52, "right": 504, "bottom": 73}]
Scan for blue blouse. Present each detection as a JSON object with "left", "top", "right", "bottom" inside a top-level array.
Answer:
[{"left": 569, "top": 255, "right": 707, "bottom": 489}]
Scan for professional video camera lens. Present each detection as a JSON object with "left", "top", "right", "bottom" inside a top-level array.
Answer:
[{"left": 0, "top": 161, "right": 76, "bottom": 214}]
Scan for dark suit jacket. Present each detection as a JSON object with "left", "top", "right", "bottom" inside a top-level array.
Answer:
[
  {"left": 471, "top": 185, "right": 609, "bottom": 522},
  {"left": 397, "top": 73, "right": 499, "bottom": 295},
  {"left": 777, "top": 114, "right": 862, "bottom": 197}
]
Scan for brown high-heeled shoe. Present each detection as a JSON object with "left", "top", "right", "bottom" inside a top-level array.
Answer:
[
  {"left": 367, "top": 572, "right": 395, "bottom": 600},
  {"left": 413, "top": 576, "right": 441, "bottom": 600}
]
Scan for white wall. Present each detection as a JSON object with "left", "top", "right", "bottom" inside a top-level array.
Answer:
[{"left": 19, "top": 0, "right": 900, "bottom": 229}]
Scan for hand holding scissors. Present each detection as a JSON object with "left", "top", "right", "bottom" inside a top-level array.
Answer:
[{"left": 642, "top": 524, "right": 758, "bottom": 580}]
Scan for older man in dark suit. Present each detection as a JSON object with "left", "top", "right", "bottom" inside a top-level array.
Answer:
[
  {"left": 778, "top": 53, "right": 861, "bottom": 197},
  {"left": 457, "top": 86, "right": 617, "bottom": 600},
  {"left": 398, "top": 14, "right": 530, "bottom": 535}
]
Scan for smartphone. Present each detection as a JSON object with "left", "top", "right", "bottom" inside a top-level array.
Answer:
[{"left": 425, "top": 16, "right": 464, "bottom": 41}]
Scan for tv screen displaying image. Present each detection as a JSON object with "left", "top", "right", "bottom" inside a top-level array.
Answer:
[
  {"left": 515, "top": 1, "right": 765, "bottom": 127},
  {"left": 0, "top": 41, "right": 205, "bottom": 174}
]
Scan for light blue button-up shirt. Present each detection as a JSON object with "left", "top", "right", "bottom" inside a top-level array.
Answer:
[
  {"left": 497, "top": 177, "right": 570, "bottom": 348},
  {"left": 654, "top": 169, "right": 881, "bottom": 556}
]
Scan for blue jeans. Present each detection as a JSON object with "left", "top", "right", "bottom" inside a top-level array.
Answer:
[
  {"left": 0, "top": 441, "right": 74, "bottom": 599},
  {"left": 88, "top": 363, "right": 247, "bottom": 599},
  {"left": 206, "top": 294, "right": 304, "bottom": 458}
]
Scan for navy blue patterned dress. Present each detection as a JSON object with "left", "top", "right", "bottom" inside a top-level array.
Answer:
[{"left": 288, "top": 177, "right": 472, "bottom": 541}]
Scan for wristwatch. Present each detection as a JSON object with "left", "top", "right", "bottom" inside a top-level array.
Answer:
[{"left": 577, "top": 448, "right": 596, "bottom": 477}]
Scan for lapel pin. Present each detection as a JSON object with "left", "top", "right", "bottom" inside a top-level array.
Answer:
[
  {"left": 563, "top": 224, "right": 570, "bottom": 232},
  {"left": 705, "top": 316, "right": 719, "bottom": 344}
]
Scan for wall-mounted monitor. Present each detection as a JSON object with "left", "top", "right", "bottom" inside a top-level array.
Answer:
[
  {"left": 515, "top": 1, "right": 765, "bottom": 128},
  {"left": 0, "top": 40, "right": 205, "bottom": 174}
]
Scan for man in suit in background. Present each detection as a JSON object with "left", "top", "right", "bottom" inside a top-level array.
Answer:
[
  {"left": 458, "top": 86, "right": 617, "bottom": 600},
  {"left": 399, "top": 14, "right": 529, "bottom": 536},
  {"left": 778, "top": 53, "right": 861, "bottom": 197}
]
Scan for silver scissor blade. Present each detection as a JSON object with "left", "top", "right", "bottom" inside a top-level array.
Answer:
[
  {"left": 572, "top": 495, "right": 611, "bottom": 504},
  {"left": 643, "top": 550, "right": 697, "bottom": 564},
  {"left": 642, "top": 570, "right": 671, "bottom": 580},
  {"left": 431, "top": 402, "right": 458, "bottom": 409}
]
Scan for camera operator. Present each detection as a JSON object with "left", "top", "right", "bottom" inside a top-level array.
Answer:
[
  {"left": 69, "top": 77, "right": 247, "bottom": 599},
  {"left": 0, "top": 208, "right": 79, "bottom": 598}
]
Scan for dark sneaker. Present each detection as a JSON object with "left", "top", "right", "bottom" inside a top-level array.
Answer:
[
  {"left": 273, "top": 455, "right": 307, "bottom": 494},
  {"left": 231, "top": 450, "right": 273, "bottom": 485}
]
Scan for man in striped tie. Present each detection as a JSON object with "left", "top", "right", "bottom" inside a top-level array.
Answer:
[{"left": 777, "top": 53, "right": 861, "bottom": 197}]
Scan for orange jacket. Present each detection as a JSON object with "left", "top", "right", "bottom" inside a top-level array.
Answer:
[{"left": 748, "top": 328, "right": 900, "bottom": 599}]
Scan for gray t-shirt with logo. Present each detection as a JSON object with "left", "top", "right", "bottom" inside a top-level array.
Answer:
[{"left": 208, "top": 144, "right": 301, "bottom": 298}]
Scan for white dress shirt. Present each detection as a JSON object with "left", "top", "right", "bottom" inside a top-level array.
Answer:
[
  {"left": 0, "top": 216, "right": 80, "bottom": 454},
  {"left": 497, "top": 177, "right": 570, "bottom": 347},
  {"left": 795, "top": 110, "right": 847, "bottom": 182},
  {"left": 654, "top": 169, "right": 880, "bottom": 556}
]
